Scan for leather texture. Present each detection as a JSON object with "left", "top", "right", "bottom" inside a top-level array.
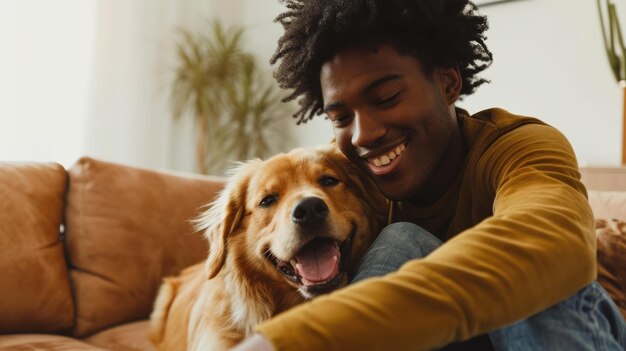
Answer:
[
  {"left": 0, "top": 162, "right": 74, "bottom": 333},
  {"left": 85, "top": 321, "right": 156, "bottom": 351},
  {"left": 65, "top": 157, "right": 223, "bottom": 337},
  {"left": 0, "top": 334, "right": 107, "bottom": 350}
]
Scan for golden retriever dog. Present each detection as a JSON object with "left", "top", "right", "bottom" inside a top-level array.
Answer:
[{"left": 149, "top": 144, "right": 387, "bottom": 351}]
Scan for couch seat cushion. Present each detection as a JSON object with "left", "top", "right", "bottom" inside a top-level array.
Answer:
[
  {"left": 0, "top": 334, "right": 106, "bottom": 350},
  {"left": 85, "top": 320, "right": 156, "bottom": 351},
  {"left": 0, "top": 163, "right": 74, "bottom": 333}
]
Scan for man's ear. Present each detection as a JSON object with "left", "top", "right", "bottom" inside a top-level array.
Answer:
[
  {"left": 437, "top": 65, "right": 462, "bottom": 105},
  {"left": 194, "top": 160, "right": 259, "bottom": 279}
]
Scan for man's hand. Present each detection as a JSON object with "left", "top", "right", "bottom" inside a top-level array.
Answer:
[{"left": 231, "top": 333, "right": 275, "bottom": 351}]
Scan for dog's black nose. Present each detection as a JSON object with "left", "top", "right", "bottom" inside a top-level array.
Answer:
[{"left": 292, "top": 197, "right": 328, "bottom": 226}]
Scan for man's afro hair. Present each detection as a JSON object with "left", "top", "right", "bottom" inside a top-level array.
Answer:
[{"left": 271, "top": 0, "right": 493, "bottom": 124}]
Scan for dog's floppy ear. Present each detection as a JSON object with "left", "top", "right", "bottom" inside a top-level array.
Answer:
[
  {"left": 194, "top": 160, "right": 259, "bottom": 279},
  {"left": 319, "top": 142, "right": 388, "bottom": 221}
]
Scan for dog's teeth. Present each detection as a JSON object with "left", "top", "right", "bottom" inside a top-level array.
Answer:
[{"left": 290, "top": 259, "right": 298, "bottom": 268}]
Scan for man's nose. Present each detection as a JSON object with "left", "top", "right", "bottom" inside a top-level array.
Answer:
[{"left": 351, "top": 111, "right": 386, "bottom": 147}]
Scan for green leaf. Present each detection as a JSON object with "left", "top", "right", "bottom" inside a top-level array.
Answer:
[{"left": 169, "top": 18, "right": 293, "bottom": 175}]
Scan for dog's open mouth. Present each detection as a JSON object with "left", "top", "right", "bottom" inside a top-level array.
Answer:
[{"left": 267, "top": 227, "right": 356, "bottom": 296}]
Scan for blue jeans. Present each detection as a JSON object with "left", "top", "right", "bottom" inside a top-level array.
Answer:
[{"left": 351, "top": 222, "right": 626, "bottom": 350}]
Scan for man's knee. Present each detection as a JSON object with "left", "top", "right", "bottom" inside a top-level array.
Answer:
[
  {"left": 376, "top": 222, "right": 442, "bottom": 257},
  {"left": 351, "top": 222, "right": 442, "bottom": 283}
]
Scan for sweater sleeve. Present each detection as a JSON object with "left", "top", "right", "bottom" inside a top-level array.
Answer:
[{"left": 255, "top": 123, "right": 596, "bottom": 351}]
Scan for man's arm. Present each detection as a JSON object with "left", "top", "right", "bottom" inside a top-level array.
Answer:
[{"left": 251, "top": 123, "right": 595, "bottom": 350}]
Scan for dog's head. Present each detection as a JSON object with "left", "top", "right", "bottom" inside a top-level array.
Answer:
[{"left": 196, "top": 144, "right": 387, "bottom": 298}]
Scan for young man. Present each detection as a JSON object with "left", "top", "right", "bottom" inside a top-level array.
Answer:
[{"left": 233, "top": 0, "right": 626, "bottom": 349}]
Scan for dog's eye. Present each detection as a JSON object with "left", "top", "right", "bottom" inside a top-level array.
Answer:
[
  {"left": 259, "top": 194, "right": 278, "bottom": 208},
  {"left": 319, "top": 175, "right": 340, "bottom": 187}
]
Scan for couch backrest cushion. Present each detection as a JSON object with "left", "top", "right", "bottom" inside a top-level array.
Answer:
[
  {"left": 580, "top": 167, "right": 626, "bottom": 192},
  {"left": 587, "top": 190, "right": 626, "bottom": 221},
  {"left": 65, "top": 157, "right": 224, "bottom": 337},
  {"left": 0, "top": 163, "right": 74, "bottom": 333}
]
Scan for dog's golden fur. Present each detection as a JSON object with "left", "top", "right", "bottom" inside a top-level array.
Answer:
[{"left": 149, "top": 144, "right": 387, "bottom": 351}]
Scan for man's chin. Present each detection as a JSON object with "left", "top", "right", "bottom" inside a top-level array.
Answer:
[
  {"left": 375, "top": 176, "right": 424, "bottom": 203},
  {"left": 356, "top": 163, "right": 417, "bottom": 201},
  {"left": 376, "top": 182, "right": 409, "bottom": 202}
]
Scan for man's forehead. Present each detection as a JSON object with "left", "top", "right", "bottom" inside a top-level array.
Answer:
[
  {"left": 322, "top": 49, "right": 394, "bottom": 80},
  {"left": 322, "top": 46, "right": 419, "bottom": 84}
]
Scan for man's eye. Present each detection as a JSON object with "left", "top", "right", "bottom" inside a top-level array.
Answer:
[
  {"left": 259, "top": 194, "right": 278, "bottom": 208},
  {"left": 319, "top": 175, "right": 340, "bottom": 187},
  {"left": 330, "top": 114, "right": 351, "bottom": 128},
  {"left": 376, "top": 91, "right": 401, "bottom": 106}
]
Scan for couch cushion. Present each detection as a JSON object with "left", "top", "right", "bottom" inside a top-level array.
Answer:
[
  {"left": 0, "top": 334, "right": 107, "bottom": 351},
  {"left": 65, "top": 157, "right": 224, "bottom": 337},
  {"left": 0, "top": 163, "right": 74, "bottom": 333},
  {"left": 595, "top": 219, "right": 626, "bottom": 321},
  {"left": 84, "top": 320, "right": 156, "bottom": 351}
]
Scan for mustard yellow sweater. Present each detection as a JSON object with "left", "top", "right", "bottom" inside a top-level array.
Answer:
[{"left": 256, "top": 108, "right": 596, "bottom": 350}]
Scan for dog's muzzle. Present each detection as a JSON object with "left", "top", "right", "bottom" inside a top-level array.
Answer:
[{"left": 291, "top": 196, "right": 328, "bottom": 228}]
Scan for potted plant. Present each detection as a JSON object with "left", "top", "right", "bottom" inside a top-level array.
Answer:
[
  {"left": 597, "top": 0, "right": 626, "bottom": 163},
  {"left": 171, "top": 21, "right": 292, "bottom": 174}
]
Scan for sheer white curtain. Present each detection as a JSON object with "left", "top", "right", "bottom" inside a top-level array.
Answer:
[
  {"left": 84, "top": 0, "right": 219, "bottom": 173},
  {"left": 1, "top": 0, "right": 216, "bottom": 170}
]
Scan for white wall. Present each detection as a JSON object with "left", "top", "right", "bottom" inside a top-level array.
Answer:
[
  {"left": 460, "top": 0, "right": 622, "bottom": 166},
  {"left": 0, "top": 0, "right": 96, "bottom": 166}
]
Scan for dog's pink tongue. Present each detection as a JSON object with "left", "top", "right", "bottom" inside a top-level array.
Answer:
[{"left": 295, "top": 240, "right": 340, "bottom": 283}]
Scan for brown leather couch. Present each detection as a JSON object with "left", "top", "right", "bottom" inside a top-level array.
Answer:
[
  {"left": 0, "top": 158, "right": 224, "bottom": 350},
  {"left": 0, "top": 159, "right": 624, "bottom": 350}
]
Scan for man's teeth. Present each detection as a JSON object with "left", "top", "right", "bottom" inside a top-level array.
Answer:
[{"left": 368, "top": 144, "right": 406, "bottom": 167}]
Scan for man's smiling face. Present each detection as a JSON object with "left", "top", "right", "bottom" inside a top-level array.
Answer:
[{"left": 319, "top": 45, "right": 462, "bottom": 203}]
